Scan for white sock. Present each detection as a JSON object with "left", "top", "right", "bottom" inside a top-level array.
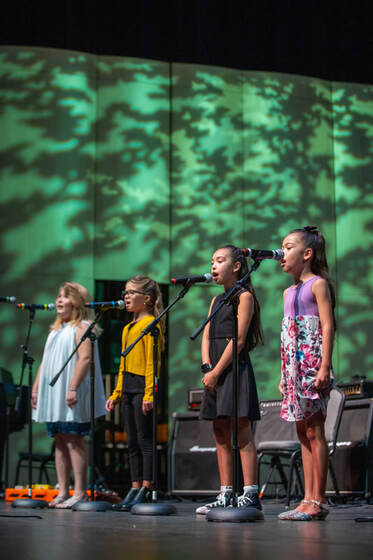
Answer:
[
  {"left": 243, "top": 485, "right": 259, "bottom": 494},
  {"left": 220, "top": 485, "right": 233, "bottom": 492}
]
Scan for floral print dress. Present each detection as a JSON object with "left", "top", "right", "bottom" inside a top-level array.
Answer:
[{"left": 281, "top": 276, "right": 333, "bottom": 422}]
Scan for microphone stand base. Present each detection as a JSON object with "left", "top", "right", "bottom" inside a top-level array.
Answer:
[
  {"left": 12, "top": 498, "right": 48, "bottom": 509},
  {"left": 72, "top": 500, "right": 112, "bottom": 512},
  {"left": 206, "top": 506, "right": 264, "bottom": 523},
  {"left": 131, "top": 502, "right": 177, "bottom": 516}
]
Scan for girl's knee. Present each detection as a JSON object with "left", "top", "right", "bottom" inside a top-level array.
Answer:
[
  {"left": 213, "top": 419, "right": 231, "bottom": 444},
  {"left": 136, "top": 433, "right": 152, "bottom": 454},
  {"left": 126, "top": 435, "right": 140, "bottom": 452},
  {"left": 214, "top": 429, "right": 230, "bottom": 445},
  {"left": 305, "top": 425, "right": 326, "bottom": 445},
  {"left": 297, "top": 433, "right": 309, "bottom": 446},
  {"left": 296, "top": 420, "right": 309, "bottom": 442},
  {"left": 64, "top": 434, "right": 85, "bottom": 449},
  {"left": 54, "top": 433, "right": 69, "bottom": 451},
  {"left": 237, "top": 419, "right": 254, "bottom": 447},
  {"left": 305, "top": 425, "right": 315, "bottom": 441},
  {"left": 305, "top": 414, "right": 326, "bottom": 443}
]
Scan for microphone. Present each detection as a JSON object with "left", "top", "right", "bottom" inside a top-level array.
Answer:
[
  {"left": 0, "top": 296, "right": 16, "bottom": 303},
  {"left": 85, "top": 300, "right": 125, "bottom": 310},
  {"left": 242, "top": 248, "right": 284, "bottom": 261},
  {"left": 16, "top": 303, "right": 56, "bottom": 310},
  {"left": 171, "top": 273, "right": 213, "bottom": 286}
]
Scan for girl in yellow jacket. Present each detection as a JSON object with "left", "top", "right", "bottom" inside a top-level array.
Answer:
[{"left": 105, "top": 276, "right": 164, "bottom": 511}]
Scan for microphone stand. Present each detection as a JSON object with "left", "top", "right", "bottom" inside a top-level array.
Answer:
[
  {"left": 190, "top": 261, "right": 264, "bottom": 523},
  {"left": 12, "top": 309, "right": 48, "bottom": 509},
  {"left": 50, "top": 311, "right": 111, "bottom": 512},
  {"left": 124, "top": 282, "right": 194, "bottom": 516}
]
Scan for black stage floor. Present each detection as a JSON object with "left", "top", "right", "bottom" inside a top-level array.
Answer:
[{"left": 1, "top": 499, "right": 373, "bottom": 560}]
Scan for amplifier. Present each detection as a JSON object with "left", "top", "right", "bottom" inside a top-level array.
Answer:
[
  {"left": 337, "top": 379, "right": 373, "bottom": 400},
  {"left": 255, "top": 399, "right": 298, "bottom": 445},
  {"left": 187, "top": 387, "right": 204, "bottom": 411},
  {"left": 168, "top": 411, "right": 243, "bottom": 496},
  {"left": 326, "top": 397, "right": 373, "bottom": 496},
  {"left": 168, "top": 412, "right": 219, "bottom": 495}
]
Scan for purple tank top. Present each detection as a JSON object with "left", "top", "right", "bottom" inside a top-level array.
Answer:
[{"left": 284, "top": 276, "right": 320, "bottom": 318}]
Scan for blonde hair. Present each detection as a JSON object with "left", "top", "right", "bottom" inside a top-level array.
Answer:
[
  {"left": 51, "top": 281, "right": 96, "bottom": 331},
  {"left": 127, "top": 276, "right": 165, "bottom": 347}
]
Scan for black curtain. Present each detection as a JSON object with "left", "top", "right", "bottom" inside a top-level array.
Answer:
[{"left": 1, "top": 0, "right": 372, "bottom": 83}]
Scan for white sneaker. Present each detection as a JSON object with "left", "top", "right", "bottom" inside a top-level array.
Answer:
[{"left": 195, "top": 491, "right": 233, "bottom": 514}]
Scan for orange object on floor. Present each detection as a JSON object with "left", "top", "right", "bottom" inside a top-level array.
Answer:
[{"left": 5, "top": 488, "right": 98, "bottom": 503}]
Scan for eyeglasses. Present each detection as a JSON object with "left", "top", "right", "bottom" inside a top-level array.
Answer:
[{"left": 121, "top": 290, "right": 146, "bottom": 298}]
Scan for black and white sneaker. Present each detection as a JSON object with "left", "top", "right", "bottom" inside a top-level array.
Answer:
[
  {"left": 237, "top": 490, "right": 262, "bottom": 510},
  {"left": 195, "top": 491, "right": 233, "bottom": 515}
]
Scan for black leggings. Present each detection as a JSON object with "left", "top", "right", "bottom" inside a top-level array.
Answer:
[{"left": 122, "top": 392, "right": 153, "bottom": 482}]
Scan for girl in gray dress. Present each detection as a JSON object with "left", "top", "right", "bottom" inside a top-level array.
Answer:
[{"left": 197, "top": 245, "right": 263, "bottom": 515}]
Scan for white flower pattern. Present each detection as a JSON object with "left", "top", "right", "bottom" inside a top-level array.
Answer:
[{"left": 281, "top": 315, "right": 333, "bottom": 422}]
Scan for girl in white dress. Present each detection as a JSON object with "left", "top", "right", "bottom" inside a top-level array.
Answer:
[{"left": 32, "top": 282, "right": 106, "bottom": 508}]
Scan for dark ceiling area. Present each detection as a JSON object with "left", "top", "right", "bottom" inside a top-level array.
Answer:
[{"left": 1, "top": 0, "right": 372, "bottom": 84}]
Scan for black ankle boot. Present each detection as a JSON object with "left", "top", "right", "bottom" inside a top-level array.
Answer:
[
  {"left": 112, "top": 487, "right": 139, "bottom": 511},
  {"left": 126, "top": 486, "right": 151, "bottom": 510}
]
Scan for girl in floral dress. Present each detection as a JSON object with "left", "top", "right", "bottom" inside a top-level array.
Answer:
[{"left": 278, "top": 226, "right": 336, "bottom": 521}]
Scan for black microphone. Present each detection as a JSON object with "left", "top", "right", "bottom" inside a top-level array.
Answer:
[
  {"left": 171, "top": 273, "right": 213, "bottom": 285},
  {"left": 0, "top": 296, "right": 16, "bottom": 303},
  {"left": 242, "top": 248, "right": 284, "bottom": 261},
  {"left": 16, "top": 303, "right": 56, "bottom": 310},
  {"left": 85, "top": 300, "right": 125, "bottom": 309}
]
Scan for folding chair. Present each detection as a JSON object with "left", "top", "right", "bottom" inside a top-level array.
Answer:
[
  {"left": 14, "top": 442, "right": 55, "bottom": 486},
  {"left": 255, "top": 399, "right": 299, "bottom": 499},
  {"left": 256, "top": 388, "right": 345, "bottom": 505}
]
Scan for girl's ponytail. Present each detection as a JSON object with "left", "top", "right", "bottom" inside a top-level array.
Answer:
[
  {"left": 292, "top": 226, "right": 336, "bottom": 329},
  {"left": 127, "top": 276, "right": 165, "bottom": 348}
]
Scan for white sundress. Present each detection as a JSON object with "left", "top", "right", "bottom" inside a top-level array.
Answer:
[{"left": 32, "top": 321, "right": 106, "bottom": 424}]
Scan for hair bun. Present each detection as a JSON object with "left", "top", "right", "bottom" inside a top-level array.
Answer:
[{"left": 303, "top": 225, "right": 319, "bottom": 234}]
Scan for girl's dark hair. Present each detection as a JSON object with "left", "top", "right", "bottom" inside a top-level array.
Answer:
[
  {"left": 222, "top": 245, "right": 264, "bottom": 351},
  {"left": 290, "top": 226, "right": 336, "bottom": 329}
]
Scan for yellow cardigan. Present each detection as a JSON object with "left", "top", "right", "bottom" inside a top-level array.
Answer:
[{"left": 109, "top": 316, "right": 163, "bottom": 403}]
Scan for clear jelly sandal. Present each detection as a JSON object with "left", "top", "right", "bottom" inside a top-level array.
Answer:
[{"left": 278, "top": 499, "right": 311, "bottom": 520}]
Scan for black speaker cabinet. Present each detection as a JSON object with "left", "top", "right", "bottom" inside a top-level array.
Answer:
[
  {"left": 326, "top": 398, "right": 373, "bottom": 497},
  {"left": 168, "top": 412, "right": 219, "bottom": 495},
  {"left": 168, "top": 411, "right": 246, "bottom": 496},
  {"left": 255, "top": 399, "right": 298, "bottom": 444}
]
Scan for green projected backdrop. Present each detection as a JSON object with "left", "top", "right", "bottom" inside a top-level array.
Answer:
[{"left": 1, "top": 46, "right": 373, "bottom": 477}]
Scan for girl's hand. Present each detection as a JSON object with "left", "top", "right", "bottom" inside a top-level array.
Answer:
[
  {"left": 142, "top": 400, "right": 153, "bottom": 415},
  {"left": 31, "top": 392, "right": 38, "bottom": 409},
  {"left": 105, "top": 399, "right": 116, "bottom": 412},
  {"left": 66, "top": 389, "right": 78, "bottom": 408},
  {"left": 278, "top": 381, "right": 284, "bottom": 395},
  {"left": 314, "top": 366, "right": 330, "bottom": 391},
  {"left": 202, "top": 370, "right": 219, "bottom": 391}
]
